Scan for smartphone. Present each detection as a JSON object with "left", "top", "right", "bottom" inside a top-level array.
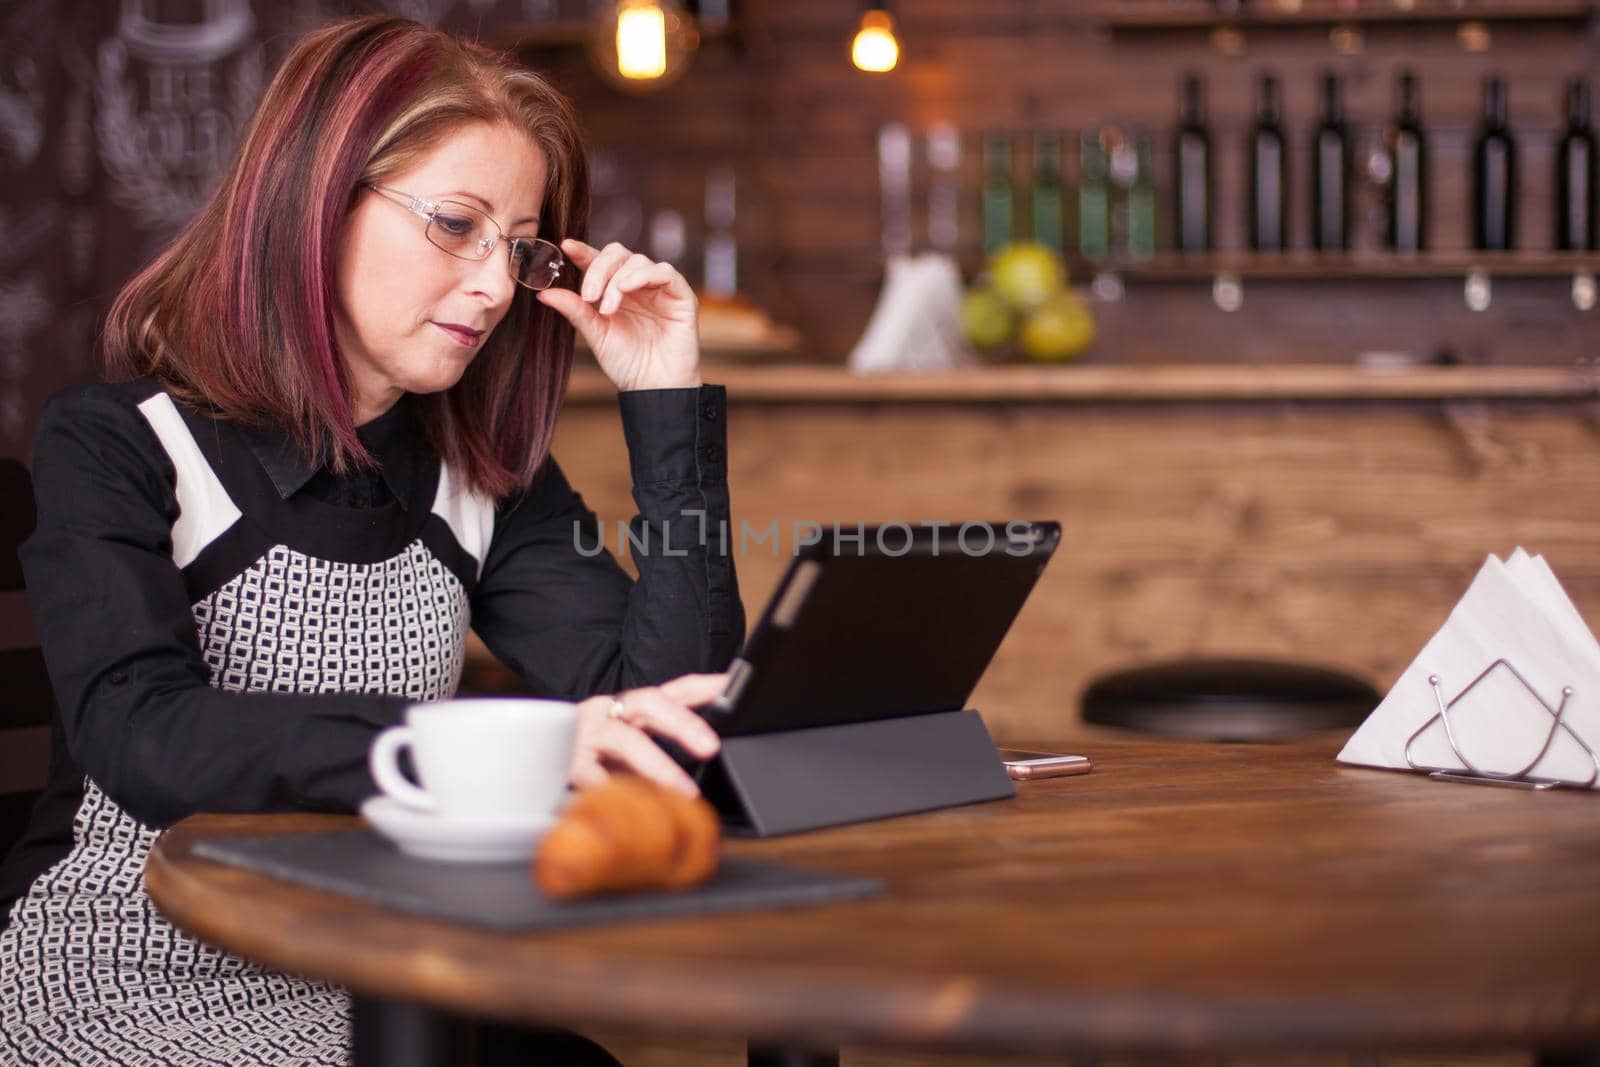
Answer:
[{"left": 996, "top": 748, "right": 1093, "bottom": 781}]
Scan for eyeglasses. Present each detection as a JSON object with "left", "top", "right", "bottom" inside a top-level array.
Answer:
[{"left": 365, "top": 183, "right": 564, "bottom": 291}]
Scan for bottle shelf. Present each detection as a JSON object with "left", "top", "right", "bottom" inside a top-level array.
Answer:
[
  {"left": 1070, "top": 251, "right": 1599, "bottom": 282},
  {"left": 1101, "top": 0, "right": 1594, "bottom": 30}
]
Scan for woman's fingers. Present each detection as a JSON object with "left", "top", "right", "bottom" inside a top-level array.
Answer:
[
  {"left": 596, "top": 252, "right": 654, "bottom": 314},
  {"left": 568, "top": 752, "right": 611, "bottom": 792},
  {"left": 657, "top": 672, "right": 732, "bottom": 708},
  {"left": 577, "top": 242, "right": 633, "bottom": 303},
  {"left": 534, "top": 286, "right": 604, "bottom": 342},
  {"left": 560, "top": 240, "right": 687, "bottom": 317},
  {"left": 598, "top": 717, "right": 701, "bottom": 795},
  {"left": 560, "top": 237, "right": 600, "bottom": 267},
  {"left": 567, "top": 675, "right": 730, "bottom": 797},
  {"left": 601, "top": 260, "right": 677, "bottom": 315},
  {"left": 618, "top": 684, "right": 721, "bottom": 759},
  {"left": 538, "top": 259, "right": 672, "bottom": 327}
]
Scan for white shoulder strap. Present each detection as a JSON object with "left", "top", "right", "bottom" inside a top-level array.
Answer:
[
  {"left": 431, "top": 464, "right": 495, "bottom": 578},
  {"left": 136, "top": 393, "right": 243, "bottom": 569}
]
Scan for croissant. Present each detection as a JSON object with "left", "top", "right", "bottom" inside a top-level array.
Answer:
[{"left": 533, "top": 775, "right": 721, "bottom": 900}]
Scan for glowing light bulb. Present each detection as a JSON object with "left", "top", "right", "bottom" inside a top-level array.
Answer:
[
  {"left": 852, "top": 9, "right": 899, "bottom": 74},
  {"left": 617, "top": 1, "right": 668, "bottom": 80},
  {"left": 587, "top": 0, "right": 697, "bottom": 93}
]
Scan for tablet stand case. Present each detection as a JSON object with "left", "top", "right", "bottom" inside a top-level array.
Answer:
[
  {"left": 697, "top": 708, "right": 1015, "bottom": 837},
  {"left": 697, "top": 522, "right": 1058, "bottom": 837}
]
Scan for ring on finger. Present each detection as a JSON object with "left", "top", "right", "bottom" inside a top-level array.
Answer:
[{"left": 606, "top": 698, "right": 629, "bottom": 724}]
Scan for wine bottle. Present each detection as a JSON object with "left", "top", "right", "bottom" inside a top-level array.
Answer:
[
  {"left": 1311, "top": 71, "right": 1349, "bottom": 252},
  {"left": 703, "top": 167, "right": 737, "bottom": 298},
  {"left": 981, "top": 132, "right": 1014, "bottom": 256},
  {"left": 1387, "top": 70, "right": 1428, "bottom": 253},
  {"left": 925, "top": 123, "right": 961, "bottom": 253},
  {"left": 1031, "top": 132, "right": 1065, "bottom": 252},
  {"left": 1555, "top": 76, "right": 1597, "bottom": 252},
  {"left": 1472, "top": 75, "right": 1518, "bottom": 251},
  {"left": 1174, "top": 72, "right": 1212, "bottom": 254},
  {"left": 877, "top": 123, "right": 912, "bottom": 258},
  {"left": 1127, "top": 134, "right": 1157, "bottom": 258},
  {"left": 1249, "top": 72, "right": 1289, "bottom": 252},
  {"left": 1078, "top": 130, "right": 1111, "bottom": 261},
  {"left": 688, "top": 0, "right": 733, "bottom": 34}
]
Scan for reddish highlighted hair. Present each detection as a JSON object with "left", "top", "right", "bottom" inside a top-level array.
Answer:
[{"left": 103, "top": 15, "right": 589, "bottom": 501}]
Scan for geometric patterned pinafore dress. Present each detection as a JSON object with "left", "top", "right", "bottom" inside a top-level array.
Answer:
[{"left": 0, "top": 389, "right": 490, "bottom": 1066}]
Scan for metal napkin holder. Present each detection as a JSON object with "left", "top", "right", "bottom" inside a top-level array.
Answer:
[{"left": 1404, "top": 658, "right": 1599, "bottom": 790}]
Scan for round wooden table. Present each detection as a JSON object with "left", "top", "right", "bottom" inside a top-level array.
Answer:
[{"left": 145, "top": 737, "right": 1600, "bottom": 1064}]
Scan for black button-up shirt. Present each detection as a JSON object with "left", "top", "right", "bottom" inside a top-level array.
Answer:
[{"left": 12, "top": 379, "right": 743, "bottom": 837}]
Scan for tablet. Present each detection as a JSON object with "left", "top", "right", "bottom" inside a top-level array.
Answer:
[{"left": 703, "top": 520, "right": 1061, "bottom": 737}]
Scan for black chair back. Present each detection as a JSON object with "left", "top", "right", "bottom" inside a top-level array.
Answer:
[{"left": 0, "top": 457, "right": 50, "bottom": 860}]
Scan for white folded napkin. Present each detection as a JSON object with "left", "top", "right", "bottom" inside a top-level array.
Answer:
[
  {"left": 847, "top": 253, "right": 977, "bottom": 374},
  {"left": 1337, "top": 548, "right": 1600, "bottom": 788}
]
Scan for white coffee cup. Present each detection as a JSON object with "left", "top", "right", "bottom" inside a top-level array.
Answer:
[{"left": 368, "top": 698, "right": 579, "bottom": 822}]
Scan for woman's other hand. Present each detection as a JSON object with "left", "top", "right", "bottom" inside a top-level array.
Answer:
[
  {"left": 536, "top": 239, "right": 703, "bottom": 392},
  {"left": 570, "top": 672, "right": 726, "bottom": 796}
]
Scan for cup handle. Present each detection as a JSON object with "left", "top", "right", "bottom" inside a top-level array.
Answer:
[{"left": 369, "top": 727, "right": 437, "bottom": 812}]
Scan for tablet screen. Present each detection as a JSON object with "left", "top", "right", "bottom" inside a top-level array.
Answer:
[{"left": 707, "top": 521, "right": 1060, "bottom": 737}]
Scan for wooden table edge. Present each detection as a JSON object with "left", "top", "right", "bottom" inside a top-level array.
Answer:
[{"left": 142, "top": 744, "right": 1600, "bottom": 1055}]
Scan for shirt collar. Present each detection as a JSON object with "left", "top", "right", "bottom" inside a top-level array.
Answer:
[{"left": 239, "top": 396, "right": 422, "bottom": 508}]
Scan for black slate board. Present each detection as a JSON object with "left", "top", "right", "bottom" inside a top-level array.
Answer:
[{"left": 193, "top": 829, "right": 884, "bottom": 933}]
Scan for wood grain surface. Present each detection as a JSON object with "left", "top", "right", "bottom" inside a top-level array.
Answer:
[
  {"left": 532, "top": 390, "right": 1600, "bottom": 745},
  {"left": 145, "top": 737, "right": 1600, "bottom": 1057},
  {"left": 561, "top": 365, "right": 1600, "bottom": 404}
]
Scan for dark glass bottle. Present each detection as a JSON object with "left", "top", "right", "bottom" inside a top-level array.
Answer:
[
  {"left": 1387, "top": 70, "right": 1428, "bottom": 252},
  {"left": 1031, "top": 132, "right": 1065, "bottom": 252},
  {"left": 1127, "top": 133, "right": 1157, "bottom": 258},
  {"left": 1311, "top": 71, "right": 1350, "bottom": 252},
  {"left": 1555, "top": 77, "right": 1597, "bottom": 252},
  {"left": 981, "top": 132, "right": 1014, "bottom": 256},
  {"left": 1471, "top": 76, "right": 1518, "bottom": 251},
  {"left": 687, "top": 0, "right": 739, "bottom": 35},
  {"left": 1173, "top": 72, "right": 1212, "bottom": 253},
  {"left": 1249, "top": 72, "right": 1289, "bottom": 252},
  {"left": 1078, "top": 131, "right": 1111, "bottom": 261}
]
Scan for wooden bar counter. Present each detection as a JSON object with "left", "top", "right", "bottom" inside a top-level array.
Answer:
[{"left": 534, "top": 363, "right": 1600, "bottom": 743}]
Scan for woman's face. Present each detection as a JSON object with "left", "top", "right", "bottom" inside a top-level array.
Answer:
[{"left": 334, "top": 121, "right": 549, "bottom": 423}]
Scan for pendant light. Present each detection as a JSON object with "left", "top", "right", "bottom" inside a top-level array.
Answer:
[
  {"left": 851, "top": 2, "right": 900, "bottom": 74},
  {"left": 588, "top": 0, "right": 699, "bottom": 92}
]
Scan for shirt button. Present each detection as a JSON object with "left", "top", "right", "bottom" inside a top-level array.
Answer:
[
  {"left": 701, "top": 402, "right": 720, "bottom": 422},
  {"left": 702, "top": 444, "right": 723, "bottom": 464},
  {"left": 109, "top": 671, "right": 128, "bottom": 685}
]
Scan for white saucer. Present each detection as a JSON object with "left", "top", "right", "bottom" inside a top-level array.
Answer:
[{"left": 360, "top": 796, "right": 557, "bottom": 864}]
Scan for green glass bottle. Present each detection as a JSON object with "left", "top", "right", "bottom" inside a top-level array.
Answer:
[
  {"left": 1127, "top": 133, "right": 1157, "bottom": 258},
  {"left": 1078, "top": 130, "right": 1111, "bottom": 261},
  {"left": 1031, "top": 132, "right": 1064, "bottom": 251},
  {"left": 981, "top": 133, "right": 1015, "bottom": 255}
]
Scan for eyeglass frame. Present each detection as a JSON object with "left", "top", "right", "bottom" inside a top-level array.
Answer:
[{"left": 363, "top": 182, "right": 565, "bottom": 291}]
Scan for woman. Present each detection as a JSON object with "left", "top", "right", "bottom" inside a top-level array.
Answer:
[{"left": 0, "top": 14, "right": 742, "bottom": 1066}]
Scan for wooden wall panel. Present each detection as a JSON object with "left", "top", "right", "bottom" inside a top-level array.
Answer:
[{"left": 543, "top": 396, "right": 1600, "bottom": 741}]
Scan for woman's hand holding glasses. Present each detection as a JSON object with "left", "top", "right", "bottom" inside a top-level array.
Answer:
[{"left": 536, "top": 239, "right": 703, "bottom": 393}]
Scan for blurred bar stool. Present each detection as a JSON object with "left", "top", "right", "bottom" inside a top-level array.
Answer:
[
  {"left": 0, "top": 457, "right": 51, "bottom": 862},
  {"left": 1081, "top": 657, "right": 1378, "bottom": 742}
]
